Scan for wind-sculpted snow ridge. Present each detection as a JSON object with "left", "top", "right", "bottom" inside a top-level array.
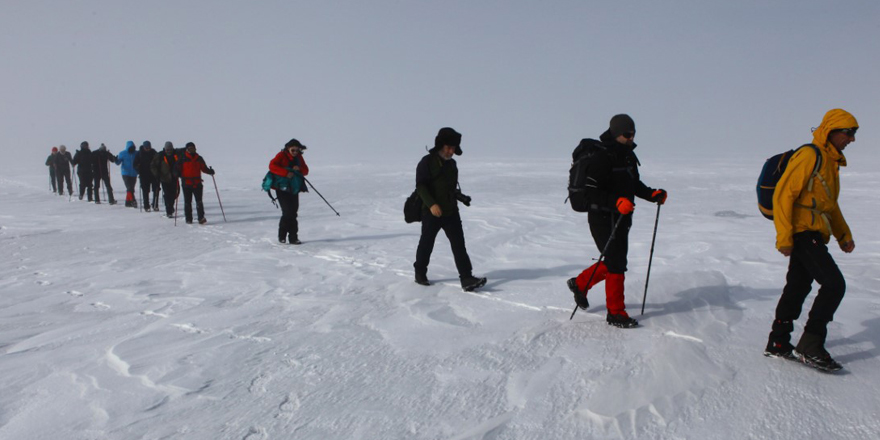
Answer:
[{"left": 1, "top": 159, "right": 879, "bottom": 439}]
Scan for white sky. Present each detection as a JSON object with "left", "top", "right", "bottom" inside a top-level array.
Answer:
[{"left": 2, "top": 0, "right": 878, "bottom": 169}]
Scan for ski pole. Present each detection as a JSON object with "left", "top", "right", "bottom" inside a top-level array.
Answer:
[
  {"left": 303, "top": 177, "right": 340, "bottom": 216},
  {"left": 210, "top": 172, "right": 227, "bottom": 222},
  {"left": 641, "top": 204, "right": 661, "bottom": 316},
  {"left": 570, "top": 213, "right": 626, "bottom": 320},
  {"left": 70, "top": 170, "right": 77, "bottom": 202},
  {"left": 174, "top": 181, "right": 180, "bottom": 226}
]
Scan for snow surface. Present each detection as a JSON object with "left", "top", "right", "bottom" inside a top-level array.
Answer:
[{"left": 2, "top": 157, "right": 879, "bottom": 440}]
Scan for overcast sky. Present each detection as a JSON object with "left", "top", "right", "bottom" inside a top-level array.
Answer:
[{"left": 2, "top": 0, "right": 878, "bottom": 170}]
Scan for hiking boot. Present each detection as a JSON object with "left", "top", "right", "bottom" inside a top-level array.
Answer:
[
  {"left": 109, "top": 200, "right": 117, "bottom": 205},
  {"left": 95, "top": 200, "right": 101, "bottom": 205},
  {"left": 278, "top": 237, "right": 286, "bottom": 244},
  {"left": 607, "top": 313, "right": 638, "bottom": 328},
  {"left": 198, "top": 218, "right": 207, "bottom": 225},
  {"left": 144, "top": 206, "right": 151, "bottom": 212},
  {"left": 764, "top": 341, "right": 797, "bottom": 360},
  {"left": 152, "top": 204, "right": 159, "bottom": 211},
  {"left": 795, "top": 332, "right": 842, "bottom": 372},
  {"left": 461, "top": 275, "right": 487, "bottom": 292},
  {"left": 289, "top": 239, "right": 302, "bottom": 245},
  {"left": 186, "top": 219, "right": 193, "bottom": 224},
  {"left": 567, "top": 278, "right": 589, "bottom": 309},
  {"left": 415, "top": 273, "right": 430, "bottom": 286}
]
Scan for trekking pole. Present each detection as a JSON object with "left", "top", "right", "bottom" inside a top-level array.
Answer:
[
  {"left": 139, "top": 178, "right": 144, "bottom": 212},
  {"left": 174, "top": 181, "right": 180, "bottom": 226},
  {"left": 303, "top": 177, "right": 340, "bottom": 216},
  {"left": 210, "top": 173, "right": 227, "bottom": 222},
  {"left": 70, "top": 171, "right": 77, "bottom": 202},
  {"left": 570, "top": 213, "right": 626, "bottom": 320},
  {"left": 641, "top": 204, "right": 661, "bottom": 316}
]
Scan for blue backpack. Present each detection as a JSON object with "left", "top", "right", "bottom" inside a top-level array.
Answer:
[{"left": 756, "top": 144, "right": 821, "bottom": 220}]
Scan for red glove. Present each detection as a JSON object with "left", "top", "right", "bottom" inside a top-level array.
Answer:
[
  {"left": 616, "top": 197, "right": 634, "bottom": 215},
  {"left": 651, "top": 189, "right": 667, "bottom": 205}
]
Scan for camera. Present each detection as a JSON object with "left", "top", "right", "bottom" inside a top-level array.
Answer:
[{"left": 454, "top": 190, "right": 472, "bottom": 207}]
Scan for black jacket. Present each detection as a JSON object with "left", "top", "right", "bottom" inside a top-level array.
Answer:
[
  {"left": 135, "top": 148, "right": 158, "bottom": 179},
  {"left": 92, "top": 149, "right": 117, "bottom": 178},
  {"left": 415, "top": 152, "right": 459, "bottom": 217},
  {"left": 54, "top": 151, "right": 72, "bottom": 174},
  {"left": 72, "top": 148, "right": 93, "bottom": 179},
  {"left": 578, "top": 130, "right": 655, "bottom": 212}
]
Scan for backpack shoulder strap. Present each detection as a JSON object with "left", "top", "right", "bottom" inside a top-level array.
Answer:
[{"left": 797, "top": 143, "right": 830, "bottom": 196}]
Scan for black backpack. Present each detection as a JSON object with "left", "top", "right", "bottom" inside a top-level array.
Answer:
[
  {"left": 756, "top": 144, "right": 821, "bottom": 220},
  {"left": 566, "top": 139, "right": 606, "bottom": 212}
]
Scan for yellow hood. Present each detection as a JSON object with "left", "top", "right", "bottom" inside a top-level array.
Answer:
[{"left": 811, "top": 108, "right": 858, "bottom": 166}]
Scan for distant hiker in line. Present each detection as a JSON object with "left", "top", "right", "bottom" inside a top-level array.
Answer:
[
  {"left": 764, "top": 109, "right": 858, "bottom": 372},
  {"left": 54, "top": 145, "right": 73, "bottom": 196},
  {"left": 72, "top": 141, "right": 94, "bottom": 201},
  {"left": 268, "top": 139, "right": 309, "bottom": 244},
  {"left": 566, "top": 114, "right": 667, "bottom": 328},
  {"left": 176, "top": 142, "right": 214, "bottom": 224},
  {"left": 151, "top": 141, "right": 180, "bottom": 218},
  {"left": 46, "top": 147, "right": 58, "bottom": 193},
  {"left": 93, "top": 144, "right": 117, "bottom": 205},
  {"left": 135, "top": 140, "right": 160, "bottom": 211},
  {"left": 413, "top": 127, "right": 487, "bottom": 292},
  {"left": 115, "top": 141, "right": 139, "bottom": 208}
]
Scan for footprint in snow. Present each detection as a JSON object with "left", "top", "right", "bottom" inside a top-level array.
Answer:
[
  {"left": 91, "top": 302, "right": 111, "bottom": 310},
  {"left": 243, "top": 426, "right": 267, "bottom": 440},
  {"left": 66, "top": 290, "right": 83, "bottom": 297},
  {"left": 275, "top": 394, "right": 300, "bottom": 419},
  {"left": 36, "top": 280, "right": 52, "bottom": 286}
]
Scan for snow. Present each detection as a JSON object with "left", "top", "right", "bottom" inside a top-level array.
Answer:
[{"left": 2, "top": 155, "right": 879, "bottom": 440}]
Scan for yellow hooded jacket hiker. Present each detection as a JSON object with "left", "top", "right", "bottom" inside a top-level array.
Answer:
[{"left": 773, "top": 109, "right": 857, "bottom": 251}]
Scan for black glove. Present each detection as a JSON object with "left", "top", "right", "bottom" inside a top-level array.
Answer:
[
  {"left": 650, "top": 189, "right": 667, "bottom": 205},
  {"left": 206, "top": 167, "right": 215, "bottom": 176}
]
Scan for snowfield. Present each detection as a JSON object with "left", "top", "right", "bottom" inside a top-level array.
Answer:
[{"left": 2, "top": 155, "right": 879, "bottom": 440}]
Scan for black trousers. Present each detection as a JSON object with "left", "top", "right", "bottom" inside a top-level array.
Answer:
[
  {"left": 93, "top": 173, "right": 115, "bottom": 203},
  {"left": 414, "top": 211, "right": 473, "bottom": 278},
  {"left": 770, "top": 231, "right": 846, "bottom": 342},
  {"left": 56, "top": 170, "right": 72, "bottom": 195},
  {"left": 140, "top": 176, "right": 160, "bottom": 208},
  {"left": 161, "top": 181, "right": 177, "bottom": 216},
  {"left": 277, "top": 190, "right": 299, "bottom": 240},
  {"left": 78, "top": 173, "right": 93, "bottom": 200},
  {"left": 49, "top": 169, "right": 57, "bottom": 192},
  {"left": 588, "top": 212, "right": 632, "bottom": 274},
  {"left": 182, "top": 184, "right": 205, "bottom": 222}
]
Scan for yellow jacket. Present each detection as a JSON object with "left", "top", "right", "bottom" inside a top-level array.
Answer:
[{"left": 773, "top": 109, "right": 857, "bottom": 250}]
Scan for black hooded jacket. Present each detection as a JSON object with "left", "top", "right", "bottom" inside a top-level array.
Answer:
[{"left": 577, "top": 130, "right": 655, "bottom": 212}]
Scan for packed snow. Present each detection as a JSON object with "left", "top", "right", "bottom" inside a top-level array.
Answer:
[{"left": 2, "top": 153, "right": 879, "bottom": 440}]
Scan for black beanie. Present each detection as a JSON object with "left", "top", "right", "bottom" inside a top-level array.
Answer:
[
  {"left": 609, "top": 114, "right": 636, "bottom": 137},
  {"left": 80, "top": 141, "right": 89, "bottom": 149},
  {"left": 185, "top": 142, "right": 196, "bottom": 149},
  {"left": 164, "top": 141, "right": 173, "bottom": 151},
  {"left": 285, "top": 138, "right": 307, "bottom": 150},
  {"left": 143, "top": 140, "right": 152, "bottom": 149},
  {"left": 433, "top": 127, "right": 462, "bottom": 155}
]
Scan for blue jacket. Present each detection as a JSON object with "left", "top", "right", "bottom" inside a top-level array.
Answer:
[{"left": 115, "top": 141, "right": 139, "bottom": 177}]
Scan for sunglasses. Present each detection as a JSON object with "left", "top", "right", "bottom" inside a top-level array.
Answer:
[
  {"left": 838, "top": 128, "right": 858, "bottom": 136},
  {"left": 621, "top": 131, "right": 635, "bottom": 139}
]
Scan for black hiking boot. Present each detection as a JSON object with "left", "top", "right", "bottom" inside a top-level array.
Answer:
[
  {"left": 764, "top": 341, "right": 797, "bottom": 361},
  {"left": 567, "top": 278, "right": 589, "bottom": 309},
  {"left": 461, "top": 275, "right": 487, "bottom": 292},
  {"left": 794, "top": 332, "right": 842, "bottom": 372},
  {"left": 289, "top": 238, "right": 302, "bottom": 245},
  {"left": 198, "top": 218, "right": 207, "bottom": 225},
  {"left": 607, "top": 313, "right": 639, "bottom": 328},
  {"left": 144, "top": 206, "right": 151, "bottom": 212},
  {"left": 278, "top": 237, "right": 286, "bottom": 244},
  {"left": 415, "top": 273, "right": 430, "bottom": 286}
]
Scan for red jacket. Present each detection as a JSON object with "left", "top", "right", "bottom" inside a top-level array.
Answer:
[
  {"left": 178, "top": 152, "right": 211, "bottom": 187},
  {"left": 269, "top": 151, "right": 309, "bottom": 177}
]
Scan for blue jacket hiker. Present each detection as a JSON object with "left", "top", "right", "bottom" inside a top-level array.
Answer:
[{"left": 115, "top": 141, "right": 140, "bottom": 207}]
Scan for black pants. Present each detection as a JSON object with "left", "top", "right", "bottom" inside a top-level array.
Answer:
[
  {"left": 588, "top": 212, "right": 632, "bottom": 274},
  {"left": 56, "top": 170, "right": 72, "bottom": 195},
  {"left": 277, "top": 190, "right": 299, "bottom": 241},
  {"left": 770, "top": 231, "right": 846, "bottom": 342},
  {"left": 414, "top": 211, "right": 473, "bottom": 278},
  {"left": 161, "top": 181, "right": 177, "bottom": 216},
  {"left": 182, "top": 184, "right": 205, "bottom": 222},
  {"left": 78, "top": 173, "right": 93, "bottom": 200},
  {"left": 93, "top": 173, "right": 115, "bottom": 203},
  {"left": 140, "top": 176, "right": 160, "bottom": 208}
]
